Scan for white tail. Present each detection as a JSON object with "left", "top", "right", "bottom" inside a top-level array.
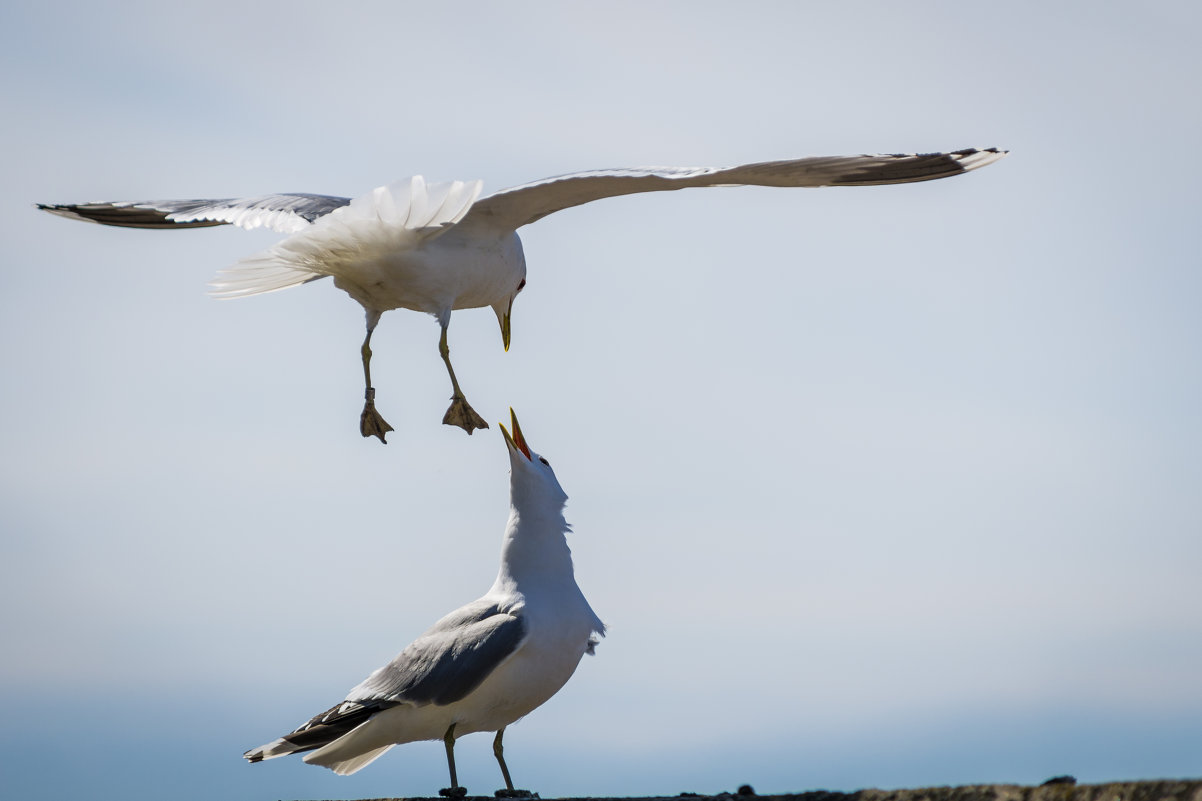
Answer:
[
  {"left": 210, "top": 176, "right": 483, "bottom": 299},
  {"left": 303, "top": 742, "right": 396, "bottom": 775}
]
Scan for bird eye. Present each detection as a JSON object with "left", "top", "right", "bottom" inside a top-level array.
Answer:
[
  {"left": 538, "top": 457, "right": 550, "bottom": 466},
  {"left": 517, "top": 279, "right": 526, "bottom": 292}
]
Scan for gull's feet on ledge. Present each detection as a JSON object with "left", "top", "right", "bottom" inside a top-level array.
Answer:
[
  {"left": 360, "top": 389, "right": 394, "bottom": 443},
  {"left": 439, "top": 787, "right": 468, "bottom": 799},
  {"left": 443, "top": 396, "right": 489, "bottom": 434},
  {"left": 495, "top": 790, "right": 538, "bottom": 798}
]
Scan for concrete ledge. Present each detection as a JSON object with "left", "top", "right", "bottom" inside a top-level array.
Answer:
[{"left": 335, "top": 779, "right": 1202, "bottom": 801}]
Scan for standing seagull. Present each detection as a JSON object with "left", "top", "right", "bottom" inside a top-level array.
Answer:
[
  {"left": 39, "top": 147, "right": 1007, "bottom": 442},
  {"left": 244, "top": 409, "right": 605, "bottom": 797}
]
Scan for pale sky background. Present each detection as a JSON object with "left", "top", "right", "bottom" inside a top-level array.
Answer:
[{"left": 2, "top": 3, "right": 1200, "bottom": 800}]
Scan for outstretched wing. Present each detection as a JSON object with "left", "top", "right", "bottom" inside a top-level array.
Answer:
[
  {"left": 37, "top": 193, "right": 351, "bottom": 234},
  {"left": 464, "top": 147, "right": 1008, "bottom": 231},
  {"left": 349, "top": 598, "right": 528, "bottom": 707}
]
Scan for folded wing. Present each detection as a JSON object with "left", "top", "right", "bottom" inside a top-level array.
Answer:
[
  {"left": 349, "top": 599, "right": 527, "bottom": 706},
  {"left": 243, "top": 598, "right": 526, "bottom": 769}
]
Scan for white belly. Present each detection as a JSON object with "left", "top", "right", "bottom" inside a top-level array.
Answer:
[
  {"left": 331, "top": 228, "right": 526, "bottom": 317},
  {"left": 447, "top": 629, "right": 590, "bottom": 735},
  {"left": 316, "top": 609, "right": 596, "bottom": 767}
]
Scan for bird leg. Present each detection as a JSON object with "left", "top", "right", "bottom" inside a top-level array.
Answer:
[
  {"left": 439, "top": 724, "right": 467, "bottom": 798},
  {"left": 359, "top": 321, "right": 394, "bottom": 444},
  {"left": 491, "top": 727, "right": 535, "bottom": 798},
  {"left": 438, "top": 322, "right": 488, "bottom": 434},
  {"left": 494, "top": 728, "right": 514, "bottom": 791}
]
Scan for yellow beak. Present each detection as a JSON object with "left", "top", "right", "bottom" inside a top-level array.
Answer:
[
  {"left": 499, "top": 407, "right": 530, "bottom": 460},
  {"left": 500, "top": 297, "right": 513, "bottom": 352}
]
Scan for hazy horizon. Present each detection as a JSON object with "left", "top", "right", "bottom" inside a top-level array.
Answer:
[{"left": 2, "top": 2, "right": 1200, "bottom": 799}]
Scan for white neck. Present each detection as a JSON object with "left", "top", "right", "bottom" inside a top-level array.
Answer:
[{"left": 492, "top": 502, "right": 575, "bottom": 592}]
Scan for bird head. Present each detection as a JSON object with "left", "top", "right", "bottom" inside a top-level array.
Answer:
[
  {"left": 492, "top": 277, "right": 526, "bottom": 352},
  {"left": 499, "top": 408, "right": 568, "bottom": 509}
]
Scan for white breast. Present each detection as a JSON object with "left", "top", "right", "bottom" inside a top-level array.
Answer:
[{"left": 451, "top": 593, "right": 595, "bottom": 734}]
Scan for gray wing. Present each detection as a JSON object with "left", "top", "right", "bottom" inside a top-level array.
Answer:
[
  {"left": 37, "top": 193, "right": 351, "bottom": 234},
  {"left": 348, "top": 599, "right": 528, "bottom": 707},
  {"left": 244, "top": 599, "right": 525, "bottom": 762},
  {"left": 245, "top": 696, "right": 401, "bottom": 760},
  {"left": 463, "top": 147, "right": 1008, "bottom": 230}
]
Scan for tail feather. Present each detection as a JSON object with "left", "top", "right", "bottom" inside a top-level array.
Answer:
[
  {"left": 209, "top": 263, "right": 326, "bottom": 299},
  {"left": 244, "top": 735, "right": 308, "bottom": 763},
  {"left": 303, "top": 743, "right": 396, "bottom": 775},
  {"left": 244, "top": 698, "right": 397, "bottom": 766},
  {"left": 210, "top": 176, "right": 483, "bottom": 299}
]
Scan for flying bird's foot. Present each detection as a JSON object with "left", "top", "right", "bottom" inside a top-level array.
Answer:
[
  {"left": 439, "top": 788, "right": 468, "bottom": 799},
  {"left": 443, "top": 395, "right": 489, "bottom": 435},
  {"left": 495, "top": 790, "right": 538, "bottom": 798},
  {"left": 360, "top": 389, "right": 395, "bottom": 444}
]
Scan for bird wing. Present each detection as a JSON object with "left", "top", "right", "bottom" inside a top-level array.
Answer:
[
  {"left": 244, "top": 598, "right": 526, "bottom": 764},
  {"left": 37, "top": 193, "right": 351, "bottom": 233},
  {"left": 462, "top": 147, "right": 1008, "bottom": 231},
  {"left": 347, "top": 598, "right": 528, "bottom": 708}
]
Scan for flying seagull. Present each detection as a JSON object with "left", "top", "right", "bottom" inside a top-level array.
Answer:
[
  {"left": 39, "top": 147, "right": 1007, "bottom": 442},
  {"left": 244, "top": 409, "right": 605, "bottom": 797}
]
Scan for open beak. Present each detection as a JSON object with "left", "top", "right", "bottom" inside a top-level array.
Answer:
[
  {"left": 500, "top": 297, "right": 513, "bottom": 352},
  {"left": 499, "top": 408, "right": 531, "bottom": 461}
]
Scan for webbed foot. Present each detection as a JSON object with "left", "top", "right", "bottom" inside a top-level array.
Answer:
[
  {"left": 443, "top": 395, "right": 488, "bottom": 434},
  {"left": 360, "top": 388, "right": 394, "bottom": 443},
  {"left": 495, "top": 790, "right": 538, "bottom": 799},
  {"left": 439, "top": 787, "right": 468, "bottom": 798}
]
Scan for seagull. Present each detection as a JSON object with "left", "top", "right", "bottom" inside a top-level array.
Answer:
[
  {"left": 38, "top": 147, "right": 1007, "bottom": 442},
  {"left": 243, "top": 409, "right": 605, "bottom": 798}
]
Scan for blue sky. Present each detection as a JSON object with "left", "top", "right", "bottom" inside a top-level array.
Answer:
[{"left": 2, "top": 2, "right": 1200, "bottom": 800}]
